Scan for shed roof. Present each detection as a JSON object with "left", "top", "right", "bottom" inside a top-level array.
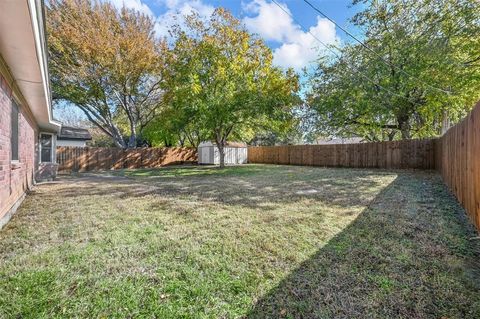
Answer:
[
  {"left": 199, "top": 141, "right": 247, "bottom": 148},
  {"left": 58, "top": 126, "right": 92, "bottom": 140}
]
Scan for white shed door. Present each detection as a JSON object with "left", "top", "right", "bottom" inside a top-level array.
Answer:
[{"left": 198, "top": 147, "right": 210, "bottom": 164}]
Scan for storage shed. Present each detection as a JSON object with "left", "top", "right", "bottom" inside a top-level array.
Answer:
[{"left": 198, "top": 141, "right": 248, "bottom": 165}]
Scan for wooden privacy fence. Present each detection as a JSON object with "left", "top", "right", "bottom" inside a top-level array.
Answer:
[
  {"left": 56, "top": 147, "right": 197, "bottom": 173},
  {"left": 248, "top": 102, "right": 480, "bottom": 231},
  {"left": 55, "top": 102, "right": 480, "bottom": 231},
  {"left": 248, "top": 139, "right": 436, "bottom": 169},
  {"left": 435, "top": 101, "right": 480, "bottom": 230}
]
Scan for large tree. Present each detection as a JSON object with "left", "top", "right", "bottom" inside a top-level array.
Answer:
[
  {"left": 47, "top": 0, "right": 167, "bottom": 148},
  {"left": 142, "top": 106, "right": 210, "bottom": 147},
  {"left": 308, "top": 0, "right": 480, "bottom": 141},
  {"left": 164, "top": 9, "right": 299, "bottom": 167}
]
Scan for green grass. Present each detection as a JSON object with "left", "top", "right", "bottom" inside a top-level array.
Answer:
[{"left": 0, "top": 164, "right": 479, "bottom": 318}]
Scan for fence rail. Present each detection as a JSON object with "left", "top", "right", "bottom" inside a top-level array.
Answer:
[
  {"left": 56, "top": 147, "right": 197, "bottom": 173},
  {"left": 248, "top": 139, "right": 436, "bottom": 169},
  {"left": 435, "top": 101, "right": 480, "bottom": 230}
]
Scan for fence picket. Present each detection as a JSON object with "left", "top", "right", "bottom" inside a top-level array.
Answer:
[
  {"left": 56, "top": 147, "right": 197, "bottom": 173},
  {"left": 248, "top": 139, "right": 436, "bottom": 170},
  {"left": 435, "top": 101, "right": 480, "bottom": 230}
]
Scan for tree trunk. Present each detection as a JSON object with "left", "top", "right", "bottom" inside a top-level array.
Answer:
[
  {"left": 399, "top": 121, "right": 411, "bottom": 139},
  {"left": 78, "top": 108, "right": 127, "bottom": 148},
  {"left": 441, "top": 110, "right": 450, "bottom": 135},
  {"left": 397, "top": 114, "right": 411, "bottom": 140},
  {"left": 215, "top": 127, "right": 234, "bottom": 169},
  {"left": 387, "top": 130, "right": 396, "bottom": 141},
  {"left": 128, "top": 122, "right": 137, "bottom": 148},
  {"left": 111, "top": 125, "right": 127, "bottom": 148},
  {"left": 178, "top": 133, "right": 186, "bottom": 147},
  {"left": 217, "top": 143, "right": 225, "bottom": 168},
  {"left": 113, "top": 138, "right": 126, "bottom": 148}
]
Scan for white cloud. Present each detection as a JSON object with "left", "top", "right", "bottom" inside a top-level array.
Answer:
[
  {"left": 107, "top": 0, "right": 337, "bottom": 69},
  {"left": 242, "top": 0, "right": 339, "bottom": 70},
  {"left": 109, "top": 0, "right": 155, "bottom": 16},
  {"left": 154, "top": 0, "right": 215, "bottom": 37},
  {"left": 274, "top": 16, "right": 338, "bottom": 70},
  {"left": 107, "top": 0, "right": 214, "bottom": 38},
  {"left": 243, "top": 0, "right": 298, "bottom": 42}
]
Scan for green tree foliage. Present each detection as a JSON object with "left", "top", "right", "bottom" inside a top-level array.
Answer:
[
  {"left": 163, "top": 8, "right": 299, "bottom": 166},
  {"left": 47, "top": 0, "right": 167, "bottom": 148},
  {"left": 247, "top": 109, "right": 304, "bottom": 146},
  {"left": 142, "top": 103, "right": 210, "bottom": 147},
  {"left": 308, "top": 0, "right": 480, "bottom": 141}
]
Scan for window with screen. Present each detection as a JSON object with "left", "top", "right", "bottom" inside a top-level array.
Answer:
[
  {"left": 11, "top": 101, "right": 19, "bottom": 161},
  {"left": 40, "top": 134, "right": 53, "bottom": 163}
]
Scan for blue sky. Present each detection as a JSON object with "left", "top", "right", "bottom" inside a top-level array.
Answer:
[
  {"left": 109, "top": 0, "right": 364, "bottom": 70},
  {"left": 55, "top": 0, "right": 365, "bottom": 122}
]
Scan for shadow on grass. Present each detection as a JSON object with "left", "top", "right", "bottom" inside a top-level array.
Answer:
[
  {"left": 246, "top": 173, "right": 480, "bottom": 318},
  {"left": 52, "top": 165, "right": 397, "bottom": 211},
  {"left": 59, "top": 164, "right": 267, "bottom": 178},
  {"left": 3, "top": 166, "right": 480, "bottom": 317}
]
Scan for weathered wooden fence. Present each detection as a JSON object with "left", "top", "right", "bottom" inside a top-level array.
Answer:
[
  {"left": 248, "top": 139, "right": 436, "bottom": 169},
  {"left": 56, "top": 147, "right": 197, "bottom": 173},
  {"left": 56, "top": 101, "right": 480, "bottom": 231},
  {"left": 248, "top": 102, "right": 480, "bottom": 231},
  {"left": 435, "top": 101, "right": 480, "bottom": 230}
]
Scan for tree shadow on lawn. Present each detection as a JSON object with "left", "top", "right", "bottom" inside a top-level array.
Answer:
[
  {"left": 42, "top": 166, "right": 480, "bottom": 318},
  {"left": 246, "top": 173, "right": 480, "bottom": 319},
  {"left": 3, "top": 166, "right": 480, "bottom": 317},
  {"left": 52, "top": 165, "right": 398, "bottom": 211}
]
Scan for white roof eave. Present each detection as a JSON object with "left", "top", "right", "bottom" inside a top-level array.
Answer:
[{"left": 0, "top": 0, "right": 60, "bottom": 132}]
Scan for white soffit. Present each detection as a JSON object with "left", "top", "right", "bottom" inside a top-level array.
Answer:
[{"left": 0, "top": 0, "right": 60, "bottom": 132}]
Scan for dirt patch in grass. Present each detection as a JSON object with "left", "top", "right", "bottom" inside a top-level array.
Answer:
[{"left": 0, "top": 165, "right": 478, "bottom": 318}]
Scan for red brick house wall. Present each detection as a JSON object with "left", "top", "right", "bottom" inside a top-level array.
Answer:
[{"left": 0, "top": 73, "right": 39, "bottom": 227}]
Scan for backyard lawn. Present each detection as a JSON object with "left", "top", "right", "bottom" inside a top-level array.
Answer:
[{"left": 0, "top": 164, "right": 479, "bottom": 318}]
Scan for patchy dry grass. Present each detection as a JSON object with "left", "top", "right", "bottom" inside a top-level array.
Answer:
[{"left": 0, "top": 164, "right": 478, "bottom": 318}]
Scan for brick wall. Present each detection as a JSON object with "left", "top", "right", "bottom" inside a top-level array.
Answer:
[{"left": 0, "top": 73, "right": 38, "bottom": 227}]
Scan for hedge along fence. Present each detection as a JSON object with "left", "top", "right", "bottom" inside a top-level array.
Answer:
[
  {"left": 435, "top": 101, "right": 480, "bottom": 231},
  {"left": 56, "top": 147, "right": 197, "bottom": 173},
  {"left": 248, "top": 139, "right": 436, "bottom": 169}
]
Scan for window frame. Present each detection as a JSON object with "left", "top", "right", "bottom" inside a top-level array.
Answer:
[
  {"left": 11, "top": 100, "right": 19, "bottom": 162},
  {"left": 39, "top": 132, "right": 55, "bottom": 163}
]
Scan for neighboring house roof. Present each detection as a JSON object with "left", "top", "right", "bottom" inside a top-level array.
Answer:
[
  {"left": 0, "top": 0, "right": 60, "bottom": 132},
  {"left": 315, "top": 137, "right": 364, "bottom": 145},
  {"left": 199, "top": 141, "right": 247, "bottom": 148},
  {"left": 57, "top": 126, "right": 92, "bottom": 141}
]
